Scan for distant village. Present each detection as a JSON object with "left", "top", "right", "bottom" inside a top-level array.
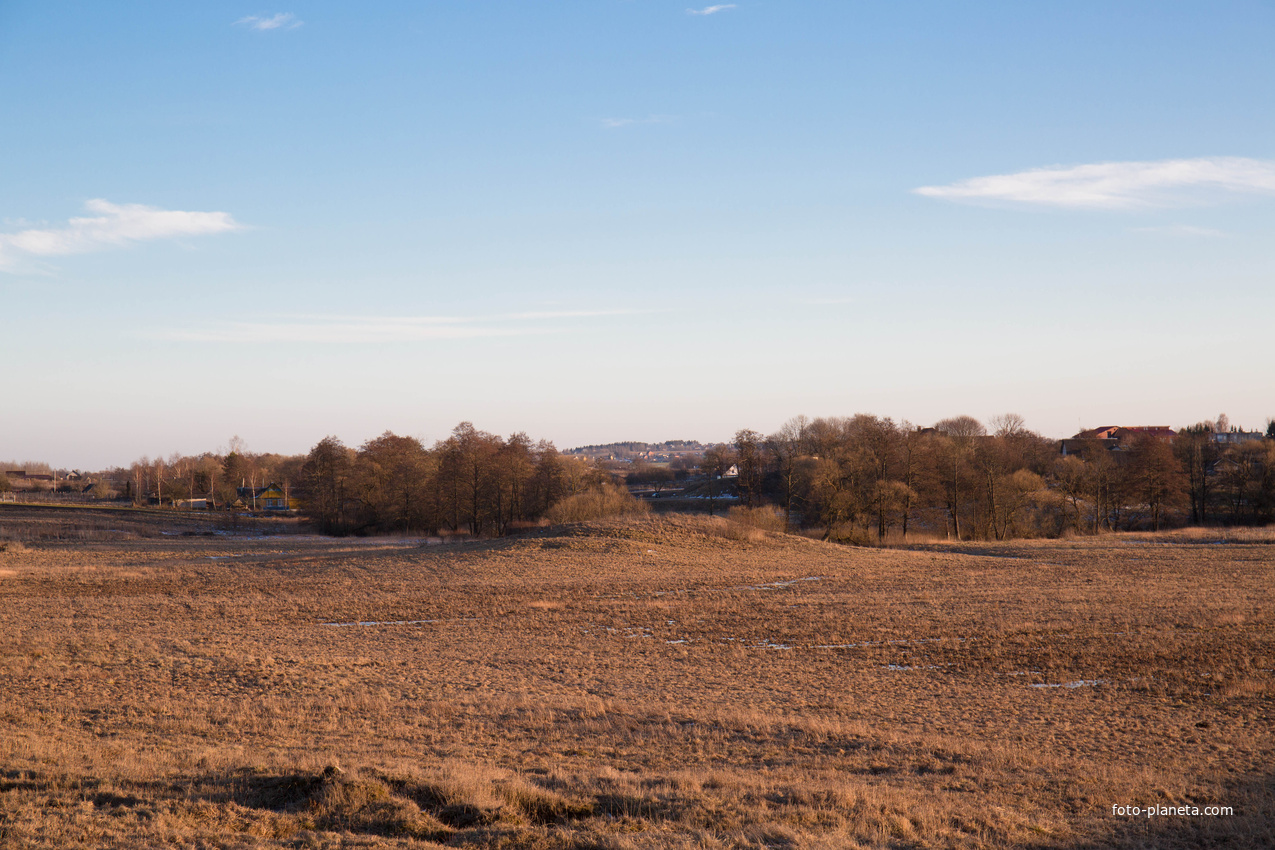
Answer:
[
  {"left": 564, "top": 440, "right": 710, "bottom": 462},
  {"left": 566, "top": 424, "right": 1270, "bottom": 466}
]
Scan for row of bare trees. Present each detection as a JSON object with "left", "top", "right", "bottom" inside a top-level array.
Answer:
[
  {"left": 86, "top": 426, "right": 611, "bottom": 535},
  {"left": 300, "top": 423, "right": 608, "bottom": 535},
  {"left": 37, "top": 413, "right": 1275, "bottom": 541},
  {"left": 112, "top": 439, "right": 305, "bottom": 507},
  {"left": 713, "top": 414, "right": 1275, "bottom": 541}
]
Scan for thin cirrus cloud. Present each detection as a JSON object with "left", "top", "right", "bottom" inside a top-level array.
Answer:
[
  {"left": 234, "top": 13, "right": 302, "bottom": 31},
  {"left": 600, "top": 115, "right": 673, "bottom": 129},
  {"left": 1130, "top": 224, "right": 1229, "bottom": 238},
  {"left": 800, "top": 295, "right": 858, "bottom": 306},
  {"left": 0, "top": 199, "right": 242, "bottom": 270},
  {"left": 163, "top": 310, "right": 638, "bottom": 344},
  {"left": 914, "top": 157, "right": 1275, "bottom": 209},
  {"left": 688, "top": 5, "right": 737, "bottom": 15}
]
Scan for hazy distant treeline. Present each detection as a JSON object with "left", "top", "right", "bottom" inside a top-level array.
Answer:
[
  {"left": 717, "top": 414, "right": 1275, "bottom": 542},
  {"left": 0, "top": 460, "right": 54, "bottom": 475},
  {"left": 10, "top": 412, "right": 1273, "bottom": 543}
]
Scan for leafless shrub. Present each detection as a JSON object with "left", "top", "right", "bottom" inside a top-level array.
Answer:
[
  {"left": 726, "top": 505, "right": 785, "bottom": 533},
  {"left": 546, "top": 484, "right": 650, "bottom": 524},
  {"left": 827, "top": 522, "right": 877, "bottom": 547},
  {"left": 670, "top": 515, "right": 766, "bottom": 543}
]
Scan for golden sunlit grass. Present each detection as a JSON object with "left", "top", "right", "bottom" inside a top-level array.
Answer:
[{"left": 0, "top": 506, "right": 1271, "bottom": 847}]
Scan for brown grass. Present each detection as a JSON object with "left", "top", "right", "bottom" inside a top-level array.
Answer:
[
  {"left": 0, "top": 505, "right": 1271, "bottom": 847},
  {"left": 725, "top": 506, "right": 786, "bottom": 534}
]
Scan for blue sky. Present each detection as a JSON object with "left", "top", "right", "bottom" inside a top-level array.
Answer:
[{"left": 2, "top": 1, "right": 1273, "bottom": 468}]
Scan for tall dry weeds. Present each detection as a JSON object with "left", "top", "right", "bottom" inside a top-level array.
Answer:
[{"left": 545, "top": 483, "right": 649, "bottom": 524}]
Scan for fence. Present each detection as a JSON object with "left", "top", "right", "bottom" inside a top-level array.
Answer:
[{"left": 0, "top": 492, "right": 114, "bottom": 506}]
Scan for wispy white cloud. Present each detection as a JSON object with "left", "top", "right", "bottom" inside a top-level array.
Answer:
[
  {"left": 166, "top": 319, "right": 534, "bottom": 344},
  {"left": 800, "top": 295, "right": 857, "bottom": 306},
  {"left": 914, "top": 157, "right": 1275, "bottom": 209},
  {"left": 688, "top": 4, "right": 737, "bottom": 15},
  {"left": 235, "top": 12, "right": 302, "bottom": 31},
  {"left": 600, "top": 115, "right": 673, "bottom": 129},
  {"left": 500, "top": 309, "right": 635, "bottom": 321},
  {"left": 1130, "top": 224, "right": 1229, "bottom": 238},
  {"left": 0, "top": 199, "right": 242, "bottom": 270},
  {"left": 162, "top": 310, "right": 637, "bottom": 344}
]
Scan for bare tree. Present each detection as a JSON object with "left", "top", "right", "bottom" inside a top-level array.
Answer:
[
  {"left": 767, "top": 415, "right": 810, "bottom": 531},
  {"left": 357, "top": 432, "right": 433, "bottom": 533},
  {"left": 493, "top": 433, "right": 537, "bottom": 534},
  {"left": 698, "top": 444, "right": 734, "bottom": 516},
  {"left": 932, "top": 416, "right": 984, "bottom": 539},
  {"left": 989, "top": 413, "right": 1027, "bottom": 438},
  {"left": 435, "top": 422, "right": 504, "bottom": 535},
  {"left": 896, "top": 422, "right": 924, "bottom": 538},
  {"left": 732, "top": 429, "right": 766, "bottom": 508},
  {"left": 1126, "top": 435, "right": 1186, "bottom": 531},
  {"left": 1053, "top": 455, "right": 1090, "bottom": 533},
  {"left": 1174, "top": 424, "right": 1218, "bottom": 525},
  {"left": 301, "top": 436, "right": 354, "bottom": 533},
  {"left": 846, "top": 415, "right": 899, "bottom": 540}
]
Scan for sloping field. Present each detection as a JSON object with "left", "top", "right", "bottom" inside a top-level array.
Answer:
[{"left": 0, "top": 509, "right": 1271, "bottom": 848}]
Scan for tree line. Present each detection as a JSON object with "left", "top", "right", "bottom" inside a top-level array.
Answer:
[
  {"left": 90, "top": 424, "right": 614, "bottom": 535},
  {"left": 300, "top": 423, "right": 609, "bottom": 535},
  {"left": 108, "top": 440, "right": 305, "bottom": 508},
  {"left": 712, "top": 414, "right": 1275, "bottom": 542},
  {"left": 17, "top": 412, "right": 1274, "bottom": 543}
]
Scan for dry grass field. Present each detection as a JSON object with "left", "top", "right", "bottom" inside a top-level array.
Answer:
[{"left": 0, "top": 505, "right": 1271, "bottom": 848}]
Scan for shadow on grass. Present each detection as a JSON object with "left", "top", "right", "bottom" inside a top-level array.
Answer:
[
  {"left": 2, "top": 762, "right": 1271, "bottom": 848},
  {"left": 1064, "top": 768, "right": 1274, "bottom": 849}
]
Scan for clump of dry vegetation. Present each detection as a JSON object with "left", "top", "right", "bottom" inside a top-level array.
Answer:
[
  {"left": 726, "top": 505, "right": 786, "bottom": 533},
  {"left": 0, "top": 505, "right": 1271, "bottom": 848},
  {"left": 544, "top": 483, "right": 650, "bottom": 524}
]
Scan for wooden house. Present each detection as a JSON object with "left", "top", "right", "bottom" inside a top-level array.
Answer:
[{"left": 236, "top": 482, "right": 294, "bottom": 511}]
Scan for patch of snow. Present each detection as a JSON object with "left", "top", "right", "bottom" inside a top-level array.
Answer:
[
  {"left": 321, "top": 616, "right": 478, "bottom": 627},
  {"left": 814, "top": 636, "right": 968, "bottom": 650},
  {"left": 322, "top": 619, "right": 441, "bottom": 627},
  {"left": 730, "top": 577, "right": 822, "bottom": 591}
]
